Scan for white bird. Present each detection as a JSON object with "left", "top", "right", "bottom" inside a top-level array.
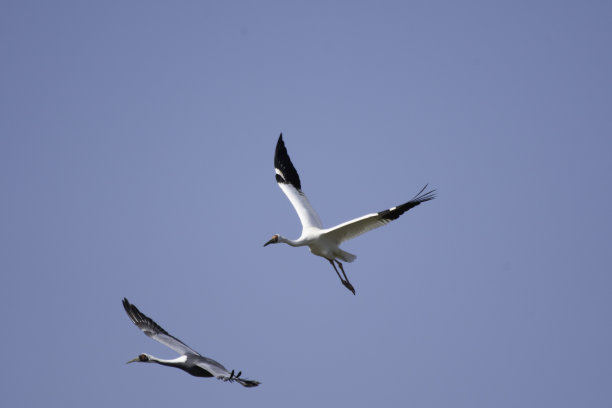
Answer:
[
  {"left": 264, "top": 134, "right": 436, "bottom": 295},
  {"left": 123, "top": 298, "right": 260, "bottom": 387}
]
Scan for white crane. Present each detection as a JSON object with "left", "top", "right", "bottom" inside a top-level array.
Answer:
[
  {"left": 123, "top": 298, "right": 260, "bottom": 387},
  {"left": 264, "top": 134, "right": 436, "bottom": 295}
]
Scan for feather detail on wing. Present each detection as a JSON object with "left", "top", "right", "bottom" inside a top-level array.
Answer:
[
  {"left": 122, "top": 298, "right": 200, "bottom": 356},
  {"left": 194, "top": 356, "right": 232, "bottom": 378},
  {"left": 274, "top": 134, "right": 323, "bottom": 229},
  {"left": 276, "top": 182, "right": 323, "bottom": 230},
  {"left": 322, "top": 185, "right": 436, "bottom": 244}
]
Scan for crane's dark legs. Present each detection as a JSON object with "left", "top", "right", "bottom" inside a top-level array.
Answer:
[
  {"left": 336, "top": 260, "right": 349, "bottom": 281},
  {"left": 336, "top": 261, "right": 355, "bottom": 295},
  {"left": 228, "top": 370, "right": 242, "bottom": 381},
  {"left": 329, "top": 259, "right": 343, "bottom": 281},
  {"left": 328, "top": 259, "right": 356, "bottom": 295}
]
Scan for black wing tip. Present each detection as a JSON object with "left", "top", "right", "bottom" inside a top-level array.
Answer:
[
  {"left": 122, "top": 297, "right": 140, "bottom": 322},
  {"left": 122, "top": 298, "right": 171, "bottom": 336},
  {"left": 377, "top": 184, "right": 437, "bottom": 221},
  {"left": 122, "top": 297, "right": 132, "bottom": 313},
  {"left": 275, "top": 133, "right": 286, "bottom": 154},
  {"left": 413, "top": 184, "right": 437, "bottom": 203},
  {"left": 122, "top": 297, "right": 139, "bottom": 314},
  {"left": 122, "top": 297, "right": 141, "bottom": 326},
  {"left": 273, "top": 133, "right": 302, "bottom": 190},
  {"left": 276, "top": 133, "right": 284, "bottom": 149}
]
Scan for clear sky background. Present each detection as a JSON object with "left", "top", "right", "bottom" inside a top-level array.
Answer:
[{"left": 1, "top": 1, "right": 611, "bottom": 407}]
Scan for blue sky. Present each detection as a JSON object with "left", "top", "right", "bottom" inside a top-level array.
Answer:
[{"left": 1, "top": 1, "right": 611, "bottom": 407}]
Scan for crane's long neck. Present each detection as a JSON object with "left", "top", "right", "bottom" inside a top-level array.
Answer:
[
  {"left": 279, "top": 235, "right": 303, "bottom": 247},
  {"left": 148, "top": 355, "right": 188, "bottom": 368}
]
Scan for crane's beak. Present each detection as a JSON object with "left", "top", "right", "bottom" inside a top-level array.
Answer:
[
  {"left": 263, "top": 238, "right": 275, "bottom": 247},
  {"left": 126, "top": 357, "right": 139, "bottom": 364}
]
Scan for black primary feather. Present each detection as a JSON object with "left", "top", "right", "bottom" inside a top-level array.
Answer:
[
  {"left": 377, "top": 185, "right": 436, "bottom": 221},
  {"left": 274, "top": 133, "right": 302, "bottom": 191}
]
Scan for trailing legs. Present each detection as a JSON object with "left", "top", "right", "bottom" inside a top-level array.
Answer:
[{"left": 328, "top": 259, "right": 356, "bottom": 295}]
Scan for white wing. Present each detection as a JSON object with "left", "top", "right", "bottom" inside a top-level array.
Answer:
[
  {"left": 274, "top": 134, "right": 323, "bottom": 230},
  {"left": 322, "top": 186, "right": 436, "bottom": 244},
  {"left": 123, "top": 298, "right": 200, "bottom": 356}
]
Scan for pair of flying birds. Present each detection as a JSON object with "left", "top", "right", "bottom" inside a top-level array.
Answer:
[{"left": 124, "top": 134, "right": 436, "bottom": 386}]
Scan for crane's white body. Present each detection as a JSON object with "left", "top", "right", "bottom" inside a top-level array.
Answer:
[{"left": 265, "top": 134, "right": 436, "bottom": 294}]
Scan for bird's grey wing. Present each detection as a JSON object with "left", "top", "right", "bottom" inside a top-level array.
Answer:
[
  {"left": 194, "top": 355, "right": 232, "bottom": 378},
  {"left": 122, "top": 298, "right": 199, "bottom": 356},
  {"left": 274, "top": 134, "right": 323, "bottom": 230},
  {"left": 323, "top": 185, "right": 436, "bottom": 244}
]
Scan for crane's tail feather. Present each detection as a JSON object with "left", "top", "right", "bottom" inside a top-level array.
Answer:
[
  {"left": 337, "top": 249, "right": 357, "bottom": 263},
  {"left": 225, "top": 370, "right": 261, "bottom": 387},
  {"left": 236, "top": 378, "right": 261, "bottom": 387}
]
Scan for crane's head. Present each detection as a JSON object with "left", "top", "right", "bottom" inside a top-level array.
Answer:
[
  {"left": 263, "top": 234, "right": 280, "bottom": 247},
  {"left": 127, "top": 353, "right": 152, "bottom": 364}
]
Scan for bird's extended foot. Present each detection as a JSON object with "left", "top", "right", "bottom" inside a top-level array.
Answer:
[
  {"left": 225, "top": 370, "right": 242, "bottom": 382},
  {"left": 342, "top": 279, "right": 356, "bottom": 295},
  {"left": 329, "top": 259, "right": 356, "bottom": 295}
]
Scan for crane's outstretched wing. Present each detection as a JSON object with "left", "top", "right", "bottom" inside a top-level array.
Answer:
[
  {"left": 274, "top": 134, "right": 323, "bottom": 230},
  {"left": 122, "top": 298, "right": 199, "bottom": 356},
  {"left": 322, "top": 185, "right": 436, "bottom": 244}
]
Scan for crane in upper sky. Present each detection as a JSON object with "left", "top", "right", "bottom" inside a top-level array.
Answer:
[{"left": 264, "top": 134, "right": 436, "bottom": 295}]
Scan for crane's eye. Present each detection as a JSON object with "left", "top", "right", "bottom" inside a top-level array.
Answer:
[{"left": 139, "top": 354, "right": 148, "bottom": 361}]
